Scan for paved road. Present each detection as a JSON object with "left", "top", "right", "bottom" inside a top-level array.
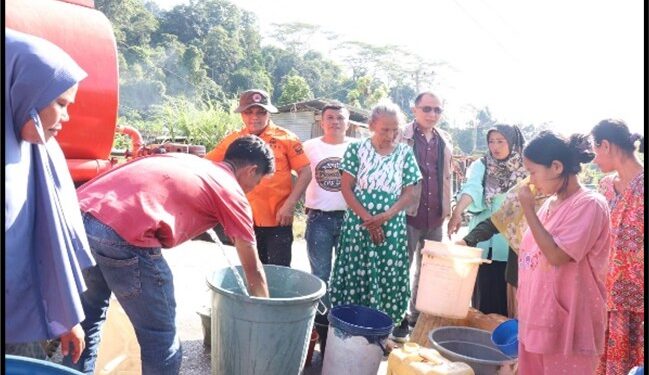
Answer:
[
  {"left": 166, "top": 237, "right": 339, "bottom": 375},
  {"left": 165, "top": 237, "right": 378, "bottom": 374},
  {"left": 169, "top": 225, "right": 468, "bottom": 374},
  {"left": 92, "top": 224, "right": 468, "bottom": 374},
  {"left": 166, "top": 238, "right": 318, "bottom": 375}
]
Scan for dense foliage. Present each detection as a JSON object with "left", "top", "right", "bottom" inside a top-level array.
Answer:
[{"left": 99, "top": 0, "right": 572, "bottom": 161}]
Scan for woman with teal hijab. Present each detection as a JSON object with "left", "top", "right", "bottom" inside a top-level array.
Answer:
[{"left": 5, "top": 28, "right": 94, "bottom": 363}]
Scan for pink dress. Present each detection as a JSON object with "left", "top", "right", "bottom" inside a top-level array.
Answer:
[{"left": 517, "top": 187, "right": 611, "bottom": 373}]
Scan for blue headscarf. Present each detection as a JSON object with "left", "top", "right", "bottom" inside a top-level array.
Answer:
[{"left": 5, "top": 28, "right": 95, "bottom": 343}]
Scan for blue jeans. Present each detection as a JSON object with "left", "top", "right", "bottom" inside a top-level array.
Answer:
[
  {"left": 5, "top": 342, "right": 46, "bottom": 359},
  {"left": 305, "top": 209, "right": 344, "bottom": 308},
  {"left": 63, "top": 213, "right": 181, "bottom": 375}
]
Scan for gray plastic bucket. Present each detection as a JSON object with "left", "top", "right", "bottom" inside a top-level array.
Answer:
[
  {"left": 429, "top": 326, "right": 517, "bottom": 375},
  {"left": 207, "top": 265, "right": 326, "bottom": 375}
]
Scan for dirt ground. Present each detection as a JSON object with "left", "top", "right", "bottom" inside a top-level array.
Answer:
[
  {"left": 51, "top": 224, "right": 467, "bottom": 374},
  {"left": 165, "top": 238, "right": 388, "bottom": 375}
]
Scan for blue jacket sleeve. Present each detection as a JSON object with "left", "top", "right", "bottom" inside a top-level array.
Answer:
[{"left": 459, "top": 159, "right": 486, "bottom": 214}]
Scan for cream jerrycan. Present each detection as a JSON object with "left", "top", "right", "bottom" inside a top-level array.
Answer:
[{"left": 387, "top": 342, "right": 474, "bottom": 375}]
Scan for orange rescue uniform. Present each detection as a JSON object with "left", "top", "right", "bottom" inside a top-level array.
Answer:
[{"left": 205, "top": 122, "right": 310, "bottom": 227}]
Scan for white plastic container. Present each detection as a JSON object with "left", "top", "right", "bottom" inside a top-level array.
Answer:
[
  {"left": 416, "top": 241, "right": 489, "bottom": 319},
  {"left": 322, "top": 305, "right": 393, "bottom": 375}
]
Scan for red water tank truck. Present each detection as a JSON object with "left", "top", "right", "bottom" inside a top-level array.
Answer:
[{"left": 7, "top": 0, "right": 204, "bottom": 184}]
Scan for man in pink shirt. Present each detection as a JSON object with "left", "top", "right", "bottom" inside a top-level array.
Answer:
[{"left": 66, "top": 136, "right": 273, "bottom": 375}]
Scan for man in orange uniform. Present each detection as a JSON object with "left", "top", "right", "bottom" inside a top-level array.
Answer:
[{"left": 205, "top": 89, "right": 311, "bottom": 266}]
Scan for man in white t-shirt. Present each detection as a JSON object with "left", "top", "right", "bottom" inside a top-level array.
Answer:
[{"left": 303, "top": 102, "right": 356, "bottom": 299}]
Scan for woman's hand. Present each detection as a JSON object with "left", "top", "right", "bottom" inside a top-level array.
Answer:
[
  {"left": 362, "top": 212, "right": 390, "bottom": 231},
  {"left": 446, "top": 193, "right": 474, "bottom": 239},
  {"left": 517, "top": 184, "right": 536, "bottom": 212},
  {"left": 361, "top": 212, "right": 389, "bottom": 244},
  {"left": 60, "top": 323, "right": 85, "bottom": 364},
  {"left": 447, "top": 213, "right": 463, "bottom": 239},
  {"left": 455, "top": 239, "right": 468, "bottom": 246},
  {"left": 368, "top": 226, "right": 385, "bottom": 245}
]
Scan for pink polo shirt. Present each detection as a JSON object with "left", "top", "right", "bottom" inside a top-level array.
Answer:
[
  {"left": 517, "top": 188, "right": 610, "bottom": 356},
  {"left": 77, "top": 153, "right": 255, "bottom": 248}
]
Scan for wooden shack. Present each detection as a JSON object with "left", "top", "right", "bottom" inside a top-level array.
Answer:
[{"left": 271, "top": 99, "right": 370, "bottom": 141}]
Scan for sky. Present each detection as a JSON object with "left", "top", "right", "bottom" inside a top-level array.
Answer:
[{"left": 152, "top": 0, "right": 644, "bottom": 135}]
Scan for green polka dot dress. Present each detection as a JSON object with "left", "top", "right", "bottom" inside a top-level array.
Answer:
[{"left": 329, "top": 139, "right": 422, "bottom": 323}]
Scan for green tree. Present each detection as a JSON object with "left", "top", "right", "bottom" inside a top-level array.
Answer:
[
  {"left": 201, "top": 26, "right": 245, "bottom": 87},
  {"left": 347, "top": 75, "right": 389, "bottom": 109},
  {"left": 261, "top": 46, "right": 301, "bottom": 102},
  {"left": 95, "top": 0, "right": 159, "bottom": 49},
  {"left": 336, "top": 41, "right": 387, "bottom": 81},
  {"left": 157, "top": 0, "right": 253, "bottom": 45},
  {"left": 300, "top": 51, "right": 345, "bottom": 99},
  {"left": 268, "top": 22, "right": 320, "bottom": 56},
  {"left": 390, "top": 84, "right": 416, "bottom": 118},
  {"left": 278, "top": 73, "right": 313, "bottom": 105},
  {"left": 181, "top": 45, "right": 227, "bottom": 105},
  {"left": 155, "top": 0, "right": 264, "bottom": 97},
  {"left": 229, "top": 67, "right": 273, "bottom": 95},
  {"left": 449, "top": 127, "right": 476, "bottom": 155},
  {"left": 519, "top": 122, "right": 552, "bottom": 143},
  {"left": 474, "top": 107, "right": 496, "bottom": 152}
]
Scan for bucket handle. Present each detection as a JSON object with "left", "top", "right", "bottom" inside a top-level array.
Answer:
[
  {"left": 316, "top": 299, "right": 328, "bottom": 315},
  {"left": 427, "top": 254, "right": 492, "bottom": 264},
  {"left": 379, "top": 341, "right": 387, "bottom": 355}
]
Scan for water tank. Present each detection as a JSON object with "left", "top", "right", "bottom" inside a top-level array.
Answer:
[{"left": 6, "top": 0, "right": 119, "bottom": 181}]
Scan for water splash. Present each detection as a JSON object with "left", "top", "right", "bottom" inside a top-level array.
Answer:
[{"left": 206, "top": 229, "right": 249, "bottom": 297}]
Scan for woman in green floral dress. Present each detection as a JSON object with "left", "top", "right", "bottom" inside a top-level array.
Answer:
[{"left": 329, "top": 101, "right": 422, "bottom": 324}]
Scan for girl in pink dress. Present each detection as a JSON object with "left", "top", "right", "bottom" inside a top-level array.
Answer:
[
  {"left": 591, "top": 119, "right": 645, "bottom": 375},
  {"left": 517, "top": 131, "right": 611, "bottom": 374}
]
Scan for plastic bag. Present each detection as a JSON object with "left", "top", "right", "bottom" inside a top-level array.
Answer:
[
  {"left": 490, "top": 177, "right": 548, "bottom": 254},
  {"left": 95, "top": 297, "right": 141, "bottom": 374}
]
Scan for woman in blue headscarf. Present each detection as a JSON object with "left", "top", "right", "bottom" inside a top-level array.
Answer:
[
  {"left": 447, "top": 124, "right": 527, "bottom": 316},
  {"left": 5, "top": 28, "right": 95, "bottom": 363}
]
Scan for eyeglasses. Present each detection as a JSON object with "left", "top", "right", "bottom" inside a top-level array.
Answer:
[{"left": 417, "top": 106, "right": 443, "bottom": 115}]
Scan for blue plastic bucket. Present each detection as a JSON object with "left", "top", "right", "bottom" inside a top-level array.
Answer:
[
  {"left": 207, "top": 265, "right": 325, "bottom": 375},
  {"left": 322, "top": 304, "right": 393, "bottom": 375},
  {"left": 491, "top": 319, "right": 519, "bottom": 358},
  {"left": 5, "top": 355, "right": 84, "bottom": 374}
]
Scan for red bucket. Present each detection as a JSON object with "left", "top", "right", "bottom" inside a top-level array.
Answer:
[{"left": 305, "top": 328, "right": 319, "bottom": 367}]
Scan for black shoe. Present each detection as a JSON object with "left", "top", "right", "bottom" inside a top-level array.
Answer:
[
  {"left": 390, "top": 318, "right": 410, "bottom": 343},
  {"left": 314, "top": 313, "right": 329, "bottom": 356}
]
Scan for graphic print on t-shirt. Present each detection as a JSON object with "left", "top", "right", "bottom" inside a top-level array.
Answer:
[{"left": 315, "top": 157, "right": 342, "bottom": 192}]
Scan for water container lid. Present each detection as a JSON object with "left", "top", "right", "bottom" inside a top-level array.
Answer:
[{"left": 422, "top": 240, "right": 483, "bottom": 258}]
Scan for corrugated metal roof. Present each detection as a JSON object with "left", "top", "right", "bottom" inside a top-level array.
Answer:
[{"left": 275, "top": 98, "right": 369, "bottom": 123}]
